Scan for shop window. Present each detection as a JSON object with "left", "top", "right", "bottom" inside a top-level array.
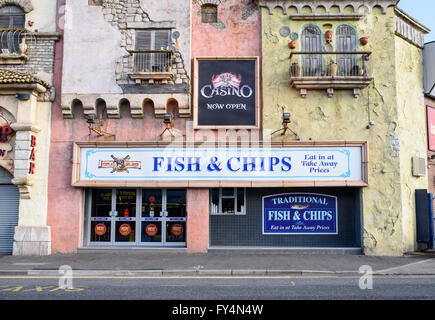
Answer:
[
  {"left": 210, "top": 188, "right": 246, "bottom": 215},
  {"left": 201, "top": 4, "right": 218, "bottom": 23}
]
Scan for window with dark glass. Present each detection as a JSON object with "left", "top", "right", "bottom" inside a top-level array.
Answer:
[
  {"left": 0, "top": 6, "right": 25, "bottom": 54},
  {"left": 201, "top": 4, "right": 218, "bottom": 23},
  {"left": 210, "top": 188, "right": 245, "bottom": 215}
]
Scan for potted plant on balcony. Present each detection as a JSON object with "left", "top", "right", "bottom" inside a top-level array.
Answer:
[
  {"left": 329, "top": 60, "right": 338, "bottom": 77},
  {"left": 290, "top": 62, "right": 300, "bottom": 77}
]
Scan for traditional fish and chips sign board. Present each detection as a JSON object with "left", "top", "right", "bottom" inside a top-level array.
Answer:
[
  {"left": 194, "top": 57, "right": 259, "bottom": 129},
  {"left": 263, "top": 193, "right": 338, "bottom": 235},
  {"left": 72, "top": 141, "right": 368, "bottom": 188}
]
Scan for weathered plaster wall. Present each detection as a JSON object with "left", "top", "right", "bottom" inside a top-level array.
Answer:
[
  {"left": 26, "top": 0, "right": 57, "bottom": 33},
  {"left": 62, "top": 0, "right": 124, "bottom": 94},
  {"left": 192, "top": 0, "right": 261, "bottom": 57},
  {"left": 260, "top": 6, "right": 417, "bottom": 255},
  {"left": 16, "top": 101, "right": 52, "bottom": 227},
  {"left": 395, "top": 36, "right": 428, "bottom": 252},
  {"left": 141, "top": 0, "right": 191, "bottom": 77}
]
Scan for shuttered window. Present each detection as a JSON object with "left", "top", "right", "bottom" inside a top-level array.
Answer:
[
  {"left": 336, "top": 25, "right": 357, "bottom": 76},
  {"left": 134, "top": 30, "right": 172, "bottom": 73},
  {"left": 201, "top": 4, "right": 218, "bottom": 23},
  {"left": 0, "top": 6, "right": 25, "bottom": 29},
  {"left": 135, "top": 30, "right": 171, "bottom": 51},
  {"left": 0, "top": 6, "right": 25, "bottom": 54}
]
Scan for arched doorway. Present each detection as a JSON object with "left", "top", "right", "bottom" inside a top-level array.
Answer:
[{"left": 0, "top": 167, "right": 19, "bottom": 254}]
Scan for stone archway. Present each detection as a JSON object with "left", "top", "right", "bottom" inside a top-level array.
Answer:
[{"left": 0, "top": 0, "right": 34, "bottom": 13}]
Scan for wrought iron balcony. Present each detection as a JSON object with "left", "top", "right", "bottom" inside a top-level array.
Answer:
[
  {"left": 128, "top": 50, "right": 174, "bottom": 84},
  {"left": 289, "top": 51, "right": 373, "bottom": 98},
  {"left": 0, "top": 29, "right": 29, "bottom": 64}
]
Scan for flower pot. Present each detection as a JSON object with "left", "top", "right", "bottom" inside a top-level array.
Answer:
[
  {"left": 289, "top": 40, "right": 297, "bottom": 49},
  {"left": 325, "top": 30, "right": 333, "bottom": 43},
  {"left": 330, "top": 63, "right": 338, "bottom": 77},
  {"left": 290, "top": 63, "right": 300, "bottom": 77},
  {"left": 19, "top": 38, "right": 27, "bottom": 55},
  {"left": 360, "top": 37, "right": 369, "bottom": 46}
]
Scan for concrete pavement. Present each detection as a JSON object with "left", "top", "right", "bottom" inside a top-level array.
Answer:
[{"left": 0, "top": 251, "right": 434, "bottom": 277}]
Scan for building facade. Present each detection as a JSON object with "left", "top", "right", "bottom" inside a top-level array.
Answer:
[
  {"left": 424, "top": 41, "right": 435, "bottom": 242},
  {"left": 0, "top": 0, "right": 59, "bottom": 255},
  {"left": 3, "top": 0, "right": 430, "bottom": 256},
  {"left": 258, "top": 0, "right": 430, "bottom": 255}
]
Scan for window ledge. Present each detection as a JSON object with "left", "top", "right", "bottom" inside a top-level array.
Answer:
[
  {"left": 290, "top": 76, "right": 374, "bottom": 98},
  {"left": 128, "top": 72, "right": 174, "bottom": 85},
  {"left": 0, "top": 53, "right": 27, "bottom": 65}
]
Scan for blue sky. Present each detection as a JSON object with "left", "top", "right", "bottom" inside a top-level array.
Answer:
[{"left": 398, "top": 0, "right": 434, "bottom": 43}]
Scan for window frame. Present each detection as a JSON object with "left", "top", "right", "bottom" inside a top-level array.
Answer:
[
  {"left": 135, "top": 29, "right": 172, "bottom": 51},
  {"left": 0, "top": 6, "right": 25, "bottom": 29},
  {"left": 210, "top": 188, "right": 246, "bottom": 216},
  {"left": 201, "top": 4, "right": 218, "bottom": 24}
]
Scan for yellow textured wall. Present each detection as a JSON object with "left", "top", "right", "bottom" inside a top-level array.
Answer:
[
  {"left": 395, "top": 36, "right": 428, "bottom": 253},
  {"left": 0, "top": 96, "right": 52, "bottom": 227},
  {"left": 18, "top": 100, "right": 52, "bottom": 227},
  {"left": 261, "top": 6, "right": 426, "bottom": 255}
]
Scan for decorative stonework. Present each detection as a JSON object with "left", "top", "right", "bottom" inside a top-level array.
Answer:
[
  {"left": 254, "top": 0, "right": 398, "bottom": 15},
  {"left": 394, "top": 8, "right": 430, "bottom": 49},
  {"left": 61, "top": 93, "right": 191, "bottom": 119},
  {"left": 0, "top": 0, "right": 34, "bottom": 13},
  {"left": 101, "top": 0, "right": 190, "bottom": 86},
  {"left": 198, "top": 0, "right": 221, "bottom": 5}
]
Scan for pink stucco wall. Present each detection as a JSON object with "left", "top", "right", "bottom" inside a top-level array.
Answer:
[
  {"left": 192, "top": 0, "right": 261, "bottom": 57},
  {"left": 186, "top": 188, "right": 209, "bottom": 253}
]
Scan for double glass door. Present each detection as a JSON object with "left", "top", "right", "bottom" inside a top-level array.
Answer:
[{"left": 88, "top": 188, "right": 186, "bottom": 247}]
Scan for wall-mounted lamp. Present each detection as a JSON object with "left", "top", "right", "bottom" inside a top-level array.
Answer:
[
  {"left": 160, "top": 113, "right": 175, "bottom": 137},
  {"left": 16, "top": 93, "right": 30, "bottom": 101},
  {"left": 271, "top": 106, "right": 300, "bottom": 139},
  {"left": 87, "top": 113, "right": 114, "bottom": 139}
]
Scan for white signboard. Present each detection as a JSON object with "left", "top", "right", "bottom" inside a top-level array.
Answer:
[{"left": 79, "top": 146, "right": 363, "bottom": 182}]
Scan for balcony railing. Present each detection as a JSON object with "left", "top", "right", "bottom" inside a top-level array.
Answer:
[
  {"left": 0, "top": 29, "right": 24, "bottom": 54},
  {"left": 127, "top": 50, "right": 174, "bottom": 84},
  {"left": 289, "top": 51, "right": 373, "bottom": 98},
  {"left": 132, "top": 50, "right": 173, "bottom": 73}
]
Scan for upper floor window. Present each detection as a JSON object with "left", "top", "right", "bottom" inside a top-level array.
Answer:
[
  {"left": 336, "top": 25, "right": 358, "bottom": 76},
  {"left": 301, "top": 25, "right": 322, "bottom": 76},
  {"left": 201, "top": 4, "right": 218, "bottom": 23},
  {"left": 0, "top": 6, "right": 25, "bottom": 54},
  {"left": 134, "top": 30, "right": 172, "bottom": 73},
  {"left": 0, "top": 6, "right": 25, "bottom": 29}
]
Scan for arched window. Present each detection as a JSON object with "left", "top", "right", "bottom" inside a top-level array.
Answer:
[
  {"left": 0, "top": 6, "right": 25, "bottom": 54},
  {"left": 0, "top": 6, "right": 25, "bottom": 29},
  {"left": 336, "top": 25, "right": 357, "bottom": 76},
  {"left": 201, "top": 4, "right": 218, "bottom": 23},
  {"left": 301, "top": 25, "right": 322, "bottom": 76}
]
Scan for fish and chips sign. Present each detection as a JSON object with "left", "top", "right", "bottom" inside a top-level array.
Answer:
[
  {"left": 72, "top": 141, "right": 368, "bottom": 188},
  {"left": 263, "top": 193, "right": 338, "bottom": 235}
]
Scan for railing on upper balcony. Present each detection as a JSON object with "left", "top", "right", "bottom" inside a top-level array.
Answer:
[
  {"left": 131, "top": 50, "right": 173, "bottom": 73},
  {"left": 289, "top": 51, "right": 372, "bottom": 78},
  {"left": 0, "top": 29, "right": 25, "bottom": 54}
]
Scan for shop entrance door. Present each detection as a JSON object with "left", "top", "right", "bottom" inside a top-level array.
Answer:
[
  {"left": 140, "top": 189, "right": 186, "bottom": 247},
  {"left": 89, "top": 188, "right": 186, "bottom": 247}
]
